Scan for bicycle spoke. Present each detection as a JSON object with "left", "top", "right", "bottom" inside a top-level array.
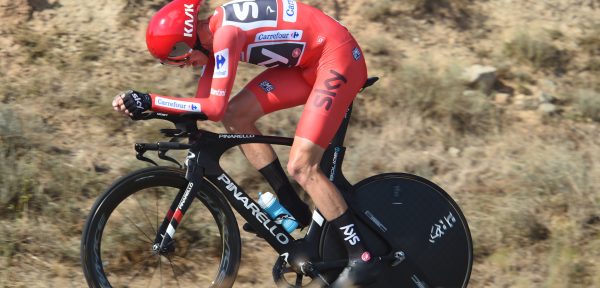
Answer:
[
  {"left": 134, "top": 193, "right": 158, "bottom": 236},
  {"left": 282, "top": 265, "right": 296, "bottom": 274},
  {"left": 169, "top": 256, "right": 214, "bottom": 282},
  {"left": 155, "top": 191, "right": 160, "bottom": 237},
  {"left": 167, "top": 257, "right": 183, "bottom": 288},
  {"left": 115, "top": 253, "right": 157, "bottom": 287},
  {"left": 83, "top": 168, "right": 241, "bottom": 288},
  {"left": 160, "top": 255, "right": 164, "bottom": 288},
  {"left": 119, "top": 210, "right": 154, "bottom": 244}
]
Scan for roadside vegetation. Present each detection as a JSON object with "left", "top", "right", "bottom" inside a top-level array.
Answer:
[{"left": 0, "top": 0, "right": 598, "bottom": 287}]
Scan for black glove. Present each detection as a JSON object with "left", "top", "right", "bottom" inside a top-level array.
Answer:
[{"left": 123, "top": 90, "right": 152, "bottom": 116}]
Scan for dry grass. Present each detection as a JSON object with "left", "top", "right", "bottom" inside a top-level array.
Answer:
[
  {"left": 504, "top": 30, "right": 570, "bottom": 73},
  {"left": 0, "top": 0, "right": 599, "bottom": 287},
  {"left": 360, "top": 60, "right": 504, "bottom": 139},
  {"left": 573, "top": 89, "right": 600, "bottom": 122}
]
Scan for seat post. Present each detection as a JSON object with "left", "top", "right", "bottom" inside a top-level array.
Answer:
[
  {"left": 329, "top": 102, "right": 353, "bottom": 148},
  {"left": 327, "top": 76, "right": 378, "bottom": 148}
]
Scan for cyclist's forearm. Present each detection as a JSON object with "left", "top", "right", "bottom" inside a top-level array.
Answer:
[
  {"left": 149, "top": 93, "right": 203, "bottom": 115},
  {"left": 149, "top": 93, "right": 229, "bottom": 122}
]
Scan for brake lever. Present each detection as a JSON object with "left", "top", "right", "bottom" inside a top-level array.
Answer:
[
  {"left": 136, "top": 152, "right": 159, "bottom": 166},
  {"left": 158, "top": 150, "right": 182, "bottom": 168},
  {"left": 135, "top": 143, "right": 158, "bottom": 166}
]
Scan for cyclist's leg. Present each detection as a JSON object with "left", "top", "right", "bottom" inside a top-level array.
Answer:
[
  {"left": 222, "top": 67, "right": 313, "bottom": 226},
  {"left": 287, "top": 42, "right": 379, "bottom": 286},
  {"left": 289, "top": 42, "right": 367, "bottom": 219},
  {"left": 222, "top": 67, "right": 311, "bottom": 168}
]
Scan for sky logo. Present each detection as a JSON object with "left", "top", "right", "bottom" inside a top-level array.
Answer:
[{"left": 214, "top": 49, "right": 229, "bottom": 78}]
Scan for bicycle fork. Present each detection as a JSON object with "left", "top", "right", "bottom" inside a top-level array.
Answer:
[
  {"left": 153, "top": 151, "right": 203, "bottom": 254},
  {"left": 152, "top": 179, "right": 201, "bottom": 254}
]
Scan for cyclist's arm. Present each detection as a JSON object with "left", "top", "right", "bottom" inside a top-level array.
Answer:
[
  {"left": 192, "top": 26, "right": 244, "bottom": 121},
  {"left": 148, "top": 26, "right": 245, "bottom": 121},
  {"left": 147, "top": 58, "right": 213, "bottom": 116}
]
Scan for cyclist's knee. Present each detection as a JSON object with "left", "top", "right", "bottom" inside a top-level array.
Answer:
[
  {"left": 222, "top": 90, "right": 263, "bottom": 132},
  {"left": 221, "top": 106, "right": 245, "bottom": 131}
]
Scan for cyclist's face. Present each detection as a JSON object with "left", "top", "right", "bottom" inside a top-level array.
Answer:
[{"left": 187, "top": 50, "right": 209, "bottom": 67}]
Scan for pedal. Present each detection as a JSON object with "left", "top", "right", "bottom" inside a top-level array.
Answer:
[{"left": 391, "top": 251, "right": 406, "bottom": 267}]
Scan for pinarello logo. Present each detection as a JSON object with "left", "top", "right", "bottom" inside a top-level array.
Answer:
[{"left": 361, "top": 252, "right": 371, "bottom": 262}]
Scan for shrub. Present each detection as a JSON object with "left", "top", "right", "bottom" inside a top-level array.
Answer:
[
  {"left": 408, "top": 0, "right": 473, "bottom": 29},
  {"left": 578, "top": 23, "right": 600, "bottom": 56},
  {"left": 395, "top": 62, "right": 503, "bottom": 135},
  {"left": 0, "top": 106, "right": 102, "bottom": 220},
  {"left": 574, "top": 89, "right": 600, "bottom": 122},
  {"left": 363, "top": 0, "right": 396, "bottom": 21},
  {"left": 0, "top": 108, "right": 41, "bottom": 216},
  {"left": 504, "top": 31, "right": 569, "bottom": 73}
]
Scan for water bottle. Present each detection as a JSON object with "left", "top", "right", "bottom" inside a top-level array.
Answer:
[{"left": 257, "top": 192, "right": 298, "bottom": 233}]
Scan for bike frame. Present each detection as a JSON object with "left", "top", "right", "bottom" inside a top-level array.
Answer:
[
  {"left": 137, "top": 78, "right": 388, "bottom": 278},
  {"left": 150, "top": 104, "right": 355, "bottom": 255}
]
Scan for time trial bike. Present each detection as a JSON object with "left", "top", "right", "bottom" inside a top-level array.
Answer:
[{"left": 80, "top": 77, "right": 473, "bottom": 287}]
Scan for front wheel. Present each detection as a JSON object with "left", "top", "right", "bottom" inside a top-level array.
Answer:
[{"left": 81, "top": 166, "right": 241, "bottom": 288}]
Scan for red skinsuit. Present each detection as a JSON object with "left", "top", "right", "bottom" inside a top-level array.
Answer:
[{"left": 150, "top": 0, "right": 367, "bottom": 148}]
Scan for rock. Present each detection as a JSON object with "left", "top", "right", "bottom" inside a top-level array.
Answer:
[
  {"left": 538, "top": 103, "right": 558, "bottom": 115},
  {"left": 494, "top": 93, "right": 511, "bottom": 105},
  {"left": 538, "top": 91, "right": 556, "bottom": 103},
  {"left": 462, "top": 65, "right": 497, "bottom": 95},
  {"left": 514, "top": 94, "right": 538, "bottom": 110},
  {"left": 448, "top": 147, "right": 461, "bottom": 157},
  {"left": 539, "top": 79, "right": 557, "bottom": 93},
  {"left": 463, "top": 90, "right": 481, "bottom": 97}
]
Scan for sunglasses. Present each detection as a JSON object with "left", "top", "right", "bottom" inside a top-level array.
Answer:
[{"left": 161, "top": 42, "right": 193, "bottom": 66}]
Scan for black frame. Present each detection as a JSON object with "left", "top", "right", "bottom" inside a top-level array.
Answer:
[
  {"left": 131, "top": 77, "right": 412, "bottom": 281},
  {"left": 130, "top": 101, "right": 376, "bottom": 279}
]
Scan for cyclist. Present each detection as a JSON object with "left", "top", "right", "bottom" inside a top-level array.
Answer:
[{"left": 112, "top": 0, "right": 377, "bottom": 285}]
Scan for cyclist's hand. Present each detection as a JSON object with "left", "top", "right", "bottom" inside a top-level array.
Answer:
[{"left": 112, "top": 90, "right": 152, "bottom": 117}]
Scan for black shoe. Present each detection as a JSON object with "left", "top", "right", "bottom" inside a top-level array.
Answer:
[{"left": 331, "top": 253, "right": 381, "bottom": 288}]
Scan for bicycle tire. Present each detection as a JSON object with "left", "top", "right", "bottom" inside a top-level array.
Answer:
[
  {"left": 320, "top": 173, "right": 473, "bottom": 287},
  {"left": 81, "top": 166, "right": 241, "bottom": 288}
]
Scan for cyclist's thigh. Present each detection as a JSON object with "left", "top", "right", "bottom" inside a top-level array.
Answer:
[
  {"left": 296, "top": 43, "right": 367, "bottom": 148},
  {"left": 244, "top": 67, "right": 312, "bottom": 114}
]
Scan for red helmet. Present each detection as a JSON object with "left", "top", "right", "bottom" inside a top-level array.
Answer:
[{"left": 146, "top": 0, "right": 204, "bottom": 62}]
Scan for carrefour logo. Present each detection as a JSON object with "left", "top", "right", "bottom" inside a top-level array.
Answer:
[
  {"left": 255, "top": 30, "right": 303, "bottom": 42},
  {"left": 154, "top": 97, "right": 201, "bottom": 112},
  {"left": 216, "top": 55, "right": 226, "bottom": 69},
  {"left": 214, "top": 48, "right": 229, "bottom": 79},
  {"left": 282, "top": 0, "right": 297, "bottom": 22}
]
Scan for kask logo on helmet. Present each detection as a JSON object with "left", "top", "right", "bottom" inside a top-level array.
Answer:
[{"left": 183, "top": 4, "right": 195, "bottom": 37}]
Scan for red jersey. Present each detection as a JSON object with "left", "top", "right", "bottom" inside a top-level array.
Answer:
[{"left": 150, "top": 0, "right": 356, "bottom": 121}]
